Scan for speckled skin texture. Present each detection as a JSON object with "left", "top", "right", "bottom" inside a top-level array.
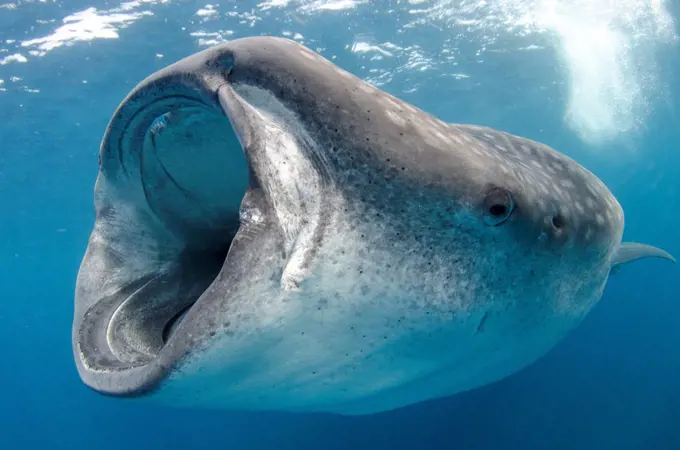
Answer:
[{"left": 74, "top": 36, "right": 626, "bottom": 415}]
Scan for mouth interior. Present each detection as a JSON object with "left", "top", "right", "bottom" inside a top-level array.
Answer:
[
  {"left": 162, "top": 302, "right": 194, "bottom": 345},
  {"left": 101, "top": 103, "right": 249, "bottom": 367}
]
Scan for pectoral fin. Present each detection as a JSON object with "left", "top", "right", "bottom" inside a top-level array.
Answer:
[{"left": 611, "top": 242, "right": 676, "bottom": 267}]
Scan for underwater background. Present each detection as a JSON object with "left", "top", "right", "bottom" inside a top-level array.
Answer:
[{"left": 1, "top": 0, "right": 679, "bottom": 448}]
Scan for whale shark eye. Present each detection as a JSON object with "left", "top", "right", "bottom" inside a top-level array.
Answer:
[{"left": 483, "top": 188, "right": 514, "bottom": 226}]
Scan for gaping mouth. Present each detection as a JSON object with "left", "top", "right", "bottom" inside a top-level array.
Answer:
[{"left": 73, "top": 76, "right": 251, "bottom": 395}]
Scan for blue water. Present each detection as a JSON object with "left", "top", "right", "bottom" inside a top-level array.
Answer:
[{"left": 1, "top": 0, "right": 679, "bottom": 448}]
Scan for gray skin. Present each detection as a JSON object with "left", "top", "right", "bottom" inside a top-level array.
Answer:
[{"left": 73, "top": 36, "right": 674, "bottom": 415}]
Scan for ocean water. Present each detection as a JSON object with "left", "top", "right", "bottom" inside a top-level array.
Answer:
[{"left": 1, "top": 0, "right": 679, "bottom": 448}]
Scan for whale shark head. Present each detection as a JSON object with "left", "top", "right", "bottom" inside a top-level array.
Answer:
[{"left": 73, "top": 36, "right": 674, "bottom": 415}]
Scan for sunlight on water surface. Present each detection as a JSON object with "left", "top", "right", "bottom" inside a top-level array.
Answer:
[
  {"left": 0, "top": 0, "right": 677, "bottom": 144},
  {"left": 419, "top": 0, "right": 677, "bottom": 143}
]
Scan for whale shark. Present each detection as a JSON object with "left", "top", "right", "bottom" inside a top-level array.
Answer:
[{"left": 72, "top": 36, "right": 675, "bottom": 415}]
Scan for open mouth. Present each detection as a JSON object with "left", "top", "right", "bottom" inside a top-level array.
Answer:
[{"left": 74, "top": 78, "right": 251, "bottom": 393}]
